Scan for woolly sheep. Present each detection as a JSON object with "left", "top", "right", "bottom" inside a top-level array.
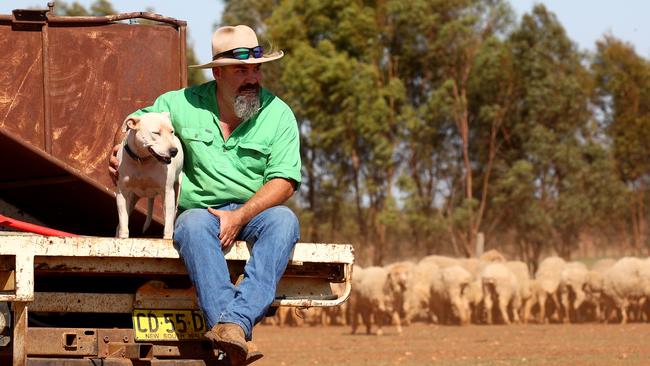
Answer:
[
  {"left": 458, "top": 258, "right": 486, "bottom": 323},
  {"left": 405, "top": 259, "right": 441, "bottom": 323},
  {"left": 559, "top": 261, "right": 589, "bottom": 323},
  {"left": 601, "top": 257, "right": 648, "bottom": 324},
  {"left": 481, "top": 262, "right": 520, "bottom": 324},
  {"left": 582, "top": 259, "right": 615, "bottom": 321},
  {"left": 436, "top": 265, "right": 473, "bottom": 325},
  {"left": 349, "top": 265, "right": 406, "bottom": 335},
  {"left": 384, "top": 260, "right": 416, "bottom": 333},
  {"left": 534, "top": 256, "right": 567, "bottom": 323},
  {"left": 419, "top": 254, "right": 460, "bottom": 269},
  {"left": 505, "top": 260, "right": 532, "bottom": 322},
  {"left": 479, "top": 249, "right": 507, "bottom": 263}
]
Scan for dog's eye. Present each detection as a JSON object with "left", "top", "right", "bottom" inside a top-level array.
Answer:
[{"left": 152, "top": 131, "right": 161, "bottom": 136}]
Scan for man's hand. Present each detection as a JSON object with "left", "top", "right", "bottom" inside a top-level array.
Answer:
[
  {"left": 208, "top": 208, "right": 245, "bottom": 248},
  {"left": 108, "top": 144, "right": 120, "bottom": 186}
]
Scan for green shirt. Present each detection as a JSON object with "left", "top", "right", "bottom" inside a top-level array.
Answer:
[{"left": 134, "top": 81, "right": 301, "bottom": 211}]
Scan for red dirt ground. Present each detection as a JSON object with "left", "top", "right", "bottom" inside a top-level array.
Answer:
[{"left": 251, "top": 322, "right": 650, "bottom": 365}]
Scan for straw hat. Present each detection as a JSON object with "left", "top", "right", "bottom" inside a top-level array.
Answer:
[{"left": 189, "top": 25, "right": 283, "bottom": 69}]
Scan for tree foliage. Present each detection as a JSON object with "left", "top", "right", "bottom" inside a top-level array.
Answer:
[{"left": 593, "top": 36, "right": 650, "bottom": 250}]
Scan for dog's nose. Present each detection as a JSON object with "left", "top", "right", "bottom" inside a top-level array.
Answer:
[{"left": 170, "top": 147, "right": 178, "bottom": 157}]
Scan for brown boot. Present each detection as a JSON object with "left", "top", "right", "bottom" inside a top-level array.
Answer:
[
  {"left": 205, "top": 323, "right": 248, "bottom": 366},
  {"left": 245, "top": 341, "right": 264, "bottom": 365}
]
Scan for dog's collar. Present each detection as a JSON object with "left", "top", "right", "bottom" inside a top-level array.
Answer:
[{"left": 123, "top": 143, "right": 150, "bottom": 163}]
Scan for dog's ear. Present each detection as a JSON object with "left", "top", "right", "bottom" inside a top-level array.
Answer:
[
  {"left": 161, "top": 111, "right": 171, "bottom": 119},
  {"left": 125, "top": 116, "right": 141, "bottom": 131}
]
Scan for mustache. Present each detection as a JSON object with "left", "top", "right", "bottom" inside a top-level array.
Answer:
[{"left": 238, "top": 83, "right": 260, "bottom": 94}]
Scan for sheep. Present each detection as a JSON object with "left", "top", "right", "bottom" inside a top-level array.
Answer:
[
  {"left": 405, "top": 259, "right": 441, "bottom": 324},
  {"left": 505, "top": 260, "right": 532, "bottom": 322},
  {"left": 458, "top": 258, "right": 486, "bottom": 323},
  {"left": 433, "top": 265, "right": 473, "bottom": 325},
  {"left": 349, "top": 265, "right": 405, "bottom": 335},
  {"left": 601, "top": 257, "right": 648, "bottom": 324},
  {"left": 479, "top": 249, "right": 507, "bottom": 263},
  {"left": 419, "top": 254, "right": 460, "bottom": 269},
  {"left": 582, "top": 259, "right": 616, "bottom": 321},
  {"left": 523, "top": 278, "right": 545, "bottom": 323},
  {"left": 534, "top": 256, "right": 567, "bottom": 323},
  {"left": 383, "top": 260, "right": 416, "bottom": 332},
  {"left": 458, "top": 257, "right": 484, "bottom": 276},
  {"left": 559, "top": 261, "right": 589, "bottom": 323},
  {"left": 481, "top": 262, "right": 521, "bottom": 324}
]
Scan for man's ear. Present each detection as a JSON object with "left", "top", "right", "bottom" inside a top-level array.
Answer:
[{"left": 125, "top": 116, "right": 141, "bottom": 131}]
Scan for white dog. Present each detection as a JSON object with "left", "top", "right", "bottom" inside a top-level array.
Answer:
[{"left": 115, "top": 112, "right": 183, "bottom": 239}]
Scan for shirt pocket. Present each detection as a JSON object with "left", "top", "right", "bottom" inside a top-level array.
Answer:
[
  {"left": 180, "top": 127, "right": 214, "bottom": 145},
  {"left": 236, "top": 142, "right": 271, "bottom": 175}
]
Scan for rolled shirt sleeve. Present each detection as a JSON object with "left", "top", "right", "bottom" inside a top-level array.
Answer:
[{"left": 264, "top": 109, "right": 301, "bottom": 188}]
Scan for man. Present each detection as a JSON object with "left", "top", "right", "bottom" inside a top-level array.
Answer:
[{"left": 109, "top": 25, "right": 301, "bottom": 366}]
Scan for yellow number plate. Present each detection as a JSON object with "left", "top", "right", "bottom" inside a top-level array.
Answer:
[{"left": 132, "top": 310, "right": 207, "bottom": 341}]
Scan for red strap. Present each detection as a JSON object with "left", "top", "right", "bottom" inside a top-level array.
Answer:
[{"left": 0, "top": 214, "right": 78, "bottom": 237}]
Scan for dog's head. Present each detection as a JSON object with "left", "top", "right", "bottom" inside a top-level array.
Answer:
[{"left": 125, "top": 112, "right": 178, "bottom": 164}]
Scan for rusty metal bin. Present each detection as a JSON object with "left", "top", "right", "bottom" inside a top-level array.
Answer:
[{"left": 0, "top": 6, "right": 187, "bottom": 236}]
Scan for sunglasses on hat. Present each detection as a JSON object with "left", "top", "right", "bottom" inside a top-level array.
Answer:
[{"left": 213, "top": 46, "right": 264, "bottom": 61}]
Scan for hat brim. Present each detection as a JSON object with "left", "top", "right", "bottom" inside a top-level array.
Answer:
[{"left": 189, "top": 51, "right": 284, "bottom": 69}]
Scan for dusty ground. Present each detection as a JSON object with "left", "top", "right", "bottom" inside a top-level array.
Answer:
[{"left": 251, "top": 322, "right": 650, "bottom": 366}]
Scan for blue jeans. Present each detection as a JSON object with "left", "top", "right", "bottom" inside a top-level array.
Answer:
[{"left": 173, "top": 203, "right": 299, "bottom": 340}]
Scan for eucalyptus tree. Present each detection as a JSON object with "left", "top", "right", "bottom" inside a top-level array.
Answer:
[
  {"left": 391, "top": 0, "right": 515, "bottom": 257},
  {"left": 593, "top": 36, "right": 650, "bottom": 251},
  {"left": 500, "top": 4, "right": 623, "bottom": 261},
  {"left": 262, "top": 0, "right": 407, "bottom": 264}
]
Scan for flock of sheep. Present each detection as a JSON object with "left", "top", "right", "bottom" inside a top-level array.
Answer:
[{"left": 266, "top": 251, "right": 650, "bottom": 335}]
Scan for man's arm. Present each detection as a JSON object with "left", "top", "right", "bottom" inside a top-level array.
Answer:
[
  {"left": 108, "top": 119, "right": 129, "bottom": 185},
  {"left": 208, "top": 178, "right": 296, "bottom": 248}
]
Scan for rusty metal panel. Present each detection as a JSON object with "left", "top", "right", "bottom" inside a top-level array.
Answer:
[
  {"left": 46, "top": 23, "right": 183, "bottom": 191},
  {"left": 27, "top": 327, "right": 98, "bottom": 356},
  {"left": 30, "top": 292, "right": 135, "bottom": 313},
  {"left": 26, "top": 359, "right": 134, "bottom": 365},
  {"left": 0, "top": 18, "right": 45, "bottom": 149},
  {"left": 32, "top": 257, "right": 188, "bottom": 275},
  {"left": 25, "top": 328, "right": 219, "bottom": 363},
  {"left": 96, "top": 329, "right": 218, "bottom": 361},
  {"left": 13, "top": 302, "right": 28, "bottom": 366},
  {"left": 134, "top": 281, "right": 198, "bottom": 310}
]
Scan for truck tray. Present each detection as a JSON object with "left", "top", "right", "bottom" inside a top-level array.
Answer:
[{"left": 0, "top": 234, "right": 354, "bottom": 365}]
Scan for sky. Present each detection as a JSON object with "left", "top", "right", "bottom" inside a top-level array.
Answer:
[
  {"left": 2, "top": 0, "right": 649, "bottom": 71},
  {"left": 511, "top": 0, "right": 650, "bottom": 57}
]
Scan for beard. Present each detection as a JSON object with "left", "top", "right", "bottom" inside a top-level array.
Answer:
[{"left": 234, "top": 84, "right": 261, "bottom": 121}]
